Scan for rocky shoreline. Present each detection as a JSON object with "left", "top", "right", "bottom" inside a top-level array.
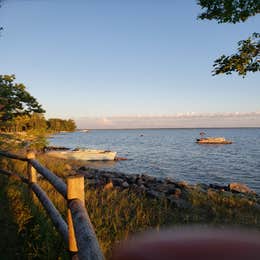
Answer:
[{"left": 76, "top": 166, "right": 260, "bottom": 210}]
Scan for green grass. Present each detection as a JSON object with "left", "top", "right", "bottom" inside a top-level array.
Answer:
[
  {"left": 0, "top": 167, "right": 69, "bottom": 259},
  {"left": 184, "top": 188, "right": 260, "bottom": 227},
  {"left": 0, "top": 176, "right": 24, "bottom": 259}
]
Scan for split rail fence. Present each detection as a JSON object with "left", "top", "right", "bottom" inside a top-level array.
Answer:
[{"left": 0, "top": 150, "right": 104, "bottom": 260}]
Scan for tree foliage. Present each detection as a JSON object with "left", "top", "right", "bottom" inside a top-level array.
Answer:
[
  {"left": 0, "top": 75, "right": 45, "bottom": 121},
  {"left": 0, "top": 113, "right": 76, "bottom": 133},
  {"left": 47, "top": 118, "right": 76, "bottom": 132},
  {"left": 197, "top": 0, "right": 260, "bottom": 76},
  {"left": 198, "top": 0, "right": 260, "bottom": 23},
  {"left": 213, "top": 32, "right": 260, "bottom": 76}
]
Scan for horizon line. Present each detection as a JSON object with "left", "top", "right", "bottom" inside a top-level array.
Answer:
[{"left": 76, "top": 126, "right": 260, "bottom": 130}]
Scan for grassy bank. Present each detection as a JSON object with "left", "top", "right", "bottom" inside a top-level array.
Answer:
[{"left": 0, "top": 134, "right": 260, "bottom": 258}]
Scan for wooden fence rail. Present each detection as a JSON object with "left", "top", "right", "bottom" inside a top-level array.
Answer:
[
  {"left": 29, "top": 159, "right": 67, "bottom": 198},
  {"left": 0, "top": 150, "right": 104, "bottom": 260},
  {"left": 69, "top": 199, "right": 104, "bottom": 260},
  {"left": 0, "top": 150, "right": 28, "bottom": 161},
  {"left": 0, "top": 168, "right": 29, "bottom": 183}
]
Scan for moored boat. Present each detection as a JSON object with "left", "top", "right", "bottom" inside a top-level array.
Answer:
[
  {"left": 47, "top": 148, "right": 117, "bottom": 161},
  {"left": 78, "top": 129, "right": 89, "bottom": 133},
  {"left": 196, "top": 137, "right": 232, "bottom": 144}
]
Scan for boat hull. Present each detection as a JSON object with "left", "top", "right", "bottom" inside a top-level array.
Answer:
[
  {"left": 47, "top": 149, "right": 117, "bottom": 161},
  {"left": 196, "top": 137, "right": 232, "bottom": 144},
  {"left": 196, "top": 140, "right": 232, "bottom": 144}
]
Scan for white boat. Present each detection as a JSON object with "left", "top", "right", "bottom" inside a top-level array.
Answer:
[
  {"left": 47, "top": 149, "right": 117, "bottom": 161},
  {"left": 78, "top": 129, "right": 89, "bottom": 133}
]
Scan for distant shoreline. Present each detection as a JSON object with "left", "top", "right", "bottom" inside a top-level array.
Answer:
[{"left": 76, "top": 127, "right": 260, "bottom": 131}]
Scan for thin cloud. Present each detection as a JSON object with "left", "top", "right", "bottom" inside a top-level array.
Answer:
[{"left": 75, "top": 112, "right": 260, "bottom": 129}]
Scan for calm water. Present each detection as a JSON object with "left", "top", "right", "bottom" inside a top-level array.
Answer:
[{"left": 49, "top": 128, "right": 260, "bottom": 193}]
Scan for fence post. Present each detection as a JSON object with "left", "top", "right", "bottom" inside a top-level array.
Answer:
[
  {"left": 26, "top": 151, "right": 37, "bottom": 199},
  {"left": 67, "top": 175, "right": 85, "bottom": 254}
]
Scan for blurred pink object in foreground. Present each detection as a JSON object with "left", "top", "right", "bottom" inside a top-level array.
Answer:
[{"left": 112, "top": 228, "right": 260, "bottom": 260}]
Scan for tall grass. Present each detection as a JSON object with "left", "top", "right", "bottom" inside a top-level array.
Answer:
[
  {"left": 187, "top": 188, "right": 260, "bottom": 227},
  {"left": 0, "top": 173, "right": 69, "bottom": 259}
]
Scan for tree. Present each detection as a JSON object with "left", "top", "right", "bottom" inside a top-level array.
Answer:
[
  {"left": 26, "top": 113, "right": 47, "bottom": 131},
  {"left": 47, "top": 118, "right": 76, "bottom": 132},
  {"left": 0, "top": 75, "right": 45, "bottom": 121},
  {"left": 197, "top": 0, "right": 260, "bottom": 76}
]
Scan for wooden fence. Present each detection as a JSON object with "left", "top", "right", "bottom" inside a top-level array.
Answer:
[{"left": 0, "top": 150, "right": 104, "bottom": 260}]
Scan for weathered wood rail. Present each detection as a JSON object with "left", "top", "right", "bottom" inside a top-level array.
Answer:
[{"left": 0, "top": 150, "right": 104, "bottom": 260}]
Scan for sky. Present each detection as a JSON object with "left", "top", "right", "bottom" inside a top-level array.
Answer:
[{"left": 0, "top": 0, "right": 260, "bottom": 128}]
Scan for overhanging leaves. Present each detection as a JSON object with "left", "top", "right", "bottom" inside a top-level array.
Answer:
[
  {"left": 213, "top": 33, "right": 260, "bottom": 76},
  {"left": 197, "top": 0, "right": 259, "bottom": 76},
  {"left": 197, "top": 0, "right": 260, "bottom": 23}
]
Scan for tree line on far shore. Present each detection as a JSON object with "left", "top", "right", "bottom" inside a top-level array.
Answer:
[{"left": 0, "top": 113, "right": 76, "bottom": 133}]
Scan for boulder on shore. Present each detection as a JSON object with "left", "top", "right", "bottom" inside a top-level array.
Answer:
[
  {"left": 76, "top": 167, "right": 259, "bottom": 210},
  {"left": 228, "top": 183, "right": 255, "bottom": 194}
]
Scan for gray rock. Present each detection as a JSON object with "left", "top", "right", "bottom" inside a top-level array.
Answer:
[
  {"left": 146, "top": 190, "right": 161, "bottom": 199},
  {"left": 136, "top": 184, "right": 147, "bottom": 193},
  {"left": 102, "top": 173, "right": 114, "bottom": 179},
  {"left": 156, "top": 178, "right": 165, "bottom": 184},
  {"left": 137, "top": 178, "right": 145, "bottom": 186},
  {"left": 142, "top": 175, "right": 156, "bottom": 183},
  {"left": 122, "top": 181, "right": 129, "bottom": 188},
  {"left": 132, "top": 184, "right": 138, "bottom": 189},
  {"left": 155, "top": 184, "right": 169, "bottom": 193},
  {"left": 126, "top": 176, "right": 136, "bottom": 184},
  {"left": 85, "top": 179, "right": 100, "bottom": 186},
  {"left": 112, "top": 178, "right": 124, "bottom": 186},
  {"left": 117, "top": 173, "right": 126, "bottom": 178},
  {"left": 165, "top": 184, "right": 178, "bottom": 195},
  {"left": 176, "top": 181, "right": 189, "bottom": 189},
  {"left": 84, "top": 173, "right": 96, "bottom": 179},
  {"left": 165, "top": 177, "right": 176, "bottom": 184},
  {"left": 78, "top": 166, "right": 87, "bottom": 171},
  {"left": 139, "top": 184, "right": 146, "bottom": 190},
  {"left": 210, "top": 183, "right": 227, "bottom": 191}
]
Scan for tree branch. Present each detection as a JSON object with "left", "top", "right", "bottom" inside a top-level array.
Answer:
[{"left": 212, "top": 33, "right": 260, "bottom": 76}]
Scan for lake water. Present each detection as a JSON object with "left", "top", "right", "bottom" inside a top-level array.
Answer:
[{"left": 49, "top": 128, "right": 260, "bottom": 193}]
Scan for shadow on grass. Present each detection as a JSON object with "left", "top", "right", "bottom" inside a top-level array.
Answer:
[{"left": 0, "top": 176, "right": 24, "bottom": 259}]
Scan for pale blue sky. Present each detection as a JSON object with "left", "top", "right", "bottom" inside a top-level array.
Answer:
[{"left": 0, "top": 0, "right": 259, "bottom": 127}]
